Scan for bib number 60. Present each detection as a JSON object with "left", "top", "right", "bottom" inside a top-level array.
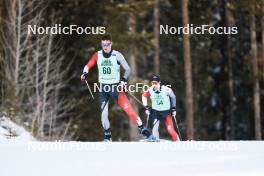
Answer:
[{"left": 103, "top": 67, "right": 111, "bottom": 74}]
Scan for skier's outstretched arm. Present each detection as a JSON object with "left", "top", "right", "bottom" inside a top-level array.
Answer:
[
  {"left": 142, "top": 90, "right": 151, "bottom": 115},
  {"left": 81, "top": 52, "right": 98, "bottom": 81},
  {"left": 116, "top": 51, "right": 131, "bottom": 80},
  {"left": 83, "top": 52, "right": 98, "bottom": 74},
  {"left": 142, "top": 90, "right": 150, "bottom": 107}
]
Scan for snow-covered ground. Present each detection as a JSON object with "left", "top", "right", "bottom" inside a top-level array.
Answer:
[
  {"left": 0, "top": 116, "right": 35, "bottom": 142},
  {"left": 0, "top": 116, "right": 263, "bottom": 176},
  {"left": 0, "top": 141, "right": 263, "bottom": 176}
]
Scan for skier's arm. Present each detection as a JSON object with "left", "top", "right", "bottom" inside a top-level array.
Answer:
[
  {"left": 142, "top": 90, "right": 150, "bottom": 107},
  {"left": 116, "top": 51, "right": 131, "bottom": 81},
  {"left": 83, "top": 52, "right": 98, "bottom": 74},
  {"left": 167, "top": 87, "right": 176, "bottom": 108}
]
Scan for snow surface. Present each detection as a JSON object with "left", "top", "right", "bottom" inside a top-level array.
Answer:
[
  {"left": 0, "top": 116, "right": 263, "bottom": 176},
  {"left": 0, "top": 116, "right": 35, "bottom": 142},
  {"left": 0, "top": 141, "right": 263, "bottom": 176}
]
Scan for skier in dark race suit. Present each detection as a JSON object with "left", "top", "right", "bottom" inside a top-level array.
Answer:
[
  {"left": 142, "top": 75, "right": 180, "bottom": 141},
  {"left": 81, "top": 35, "right": 155, "bottom": 141}
]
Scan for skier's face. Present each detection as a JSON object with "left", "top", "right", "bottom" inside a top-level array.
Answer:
[
  {"left": 152, "top": 81, "right": 160, "bottom": 90},
  {"left": 101, "top": 40, "right": 112, "bottom": 53}
]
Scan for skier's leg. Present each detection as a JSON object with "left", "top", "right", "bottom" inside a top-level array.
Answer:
[
  {"left": 117, "top": 91, "right": 143, "bottom": 126},
  {"left": 99, "top": 89, "right": 111, "bottom": 141},
  {"left": 101, "top": 100, "right": 110, "bottom": 129},
  {"left": 152, "top": 119, "right": 160, "bottom": 140},
  {"left": 165, "top": 115, "right": 180, "bottom": 141},
  {"left": 116, "top": 92, "right": 155, "bottom": 139}
]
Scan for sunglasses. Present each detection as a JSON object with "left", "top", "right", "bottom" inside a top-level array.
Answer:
[{"left": 101, "top": 43, "right": 111, "bottom": 47}]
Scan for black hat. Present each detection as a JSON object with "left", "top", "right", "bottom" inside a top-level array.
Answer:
[{"left": 152, "top": 75, "right": 161, "bottom": 82}]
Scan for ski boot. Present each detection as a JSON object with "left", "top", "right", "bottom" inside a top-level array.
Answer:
[
  {"left": 138, "top": 125, "right": 157, "bottom": 142},
  {"left": 103, "top": 128, "right": 112, "bottom": 142}
]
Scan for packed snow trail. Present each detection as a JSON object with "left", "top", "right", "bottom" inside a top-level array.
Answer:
[{"left": 0, "top": 141, "right": 263, "bottom": 176}]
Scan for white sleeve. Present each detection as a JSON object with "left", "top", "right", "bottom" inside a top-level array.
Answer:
[
  {"left": 165, "top": 86, "right": 176, "bottom": 108},
  {"left": 116, "top": 51, "right": 131, "bottom": 80},
  {"left": 142, "top": 95, "right": 148, "bottom": 107},
  {"left": 83, "top": 65, "right": 88, "bottom": 73}
]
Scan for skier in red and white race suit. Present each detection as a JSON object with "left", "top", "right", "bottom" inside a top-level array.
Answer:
[
  {"left": 81, "top": 35, "right": 155, "bottom": 141},
  {"left": 142, "top": 75, "right": 180, "bottom": 141}
]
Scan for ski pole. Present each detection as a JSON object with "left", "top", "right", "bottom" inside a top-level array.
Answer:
[
  {"left": 172, "top": 115, "right": 182, "bottom": 140},
  {"left": 145, "top": 114, "right": 150, "bottom": 128},
  {"left": 85, "top": 80, "right": 94, "bottom": 100},
  {"left": 126, "top": 91, "right": 151, "bottom": 128},
  {"left": 126, "top": 91, "right": 145, "bottom": 108}
]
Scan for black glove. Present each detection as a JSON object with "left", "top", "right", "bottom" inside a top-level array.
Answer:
[
  {"left": 171, "top": 107, "right": 176, "bottom": 117},
  {"left": 120, "top": 77, "right": 128, "bottom": 84},
  {"left": 144, "top": 106, "right": 150, "bottom": 116},
  {"left": 80, "top": 72, "right": 88, "bottom": 81},
  {"left": 119, "top": 77, "right": 128, "bottom": 92}
]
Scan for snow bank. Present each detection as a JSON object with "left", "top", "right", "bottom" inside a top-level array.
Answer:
[
  {"left": 0, "top": 116, "right": 35, "bottom": 142},
  {"left": 0, "top": 141, "right": 263, "bottom": 176}
]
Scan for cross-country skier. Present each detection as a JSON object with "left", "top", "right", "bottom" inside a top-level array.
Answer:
[
  {"left": 81, "top": 34, "right": 155, "bottom": 141},
  {"left": 142, "top": 75, "right": 180, "bottom": 141}
]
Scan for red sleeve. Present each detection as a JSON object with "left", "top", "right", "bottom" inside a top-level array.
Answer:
[
  {"left": 86, "top": 52, "right": 98, "bottom": 71},
  {"left": 142, "top": 89, "right": 150, "bottom": 97}
]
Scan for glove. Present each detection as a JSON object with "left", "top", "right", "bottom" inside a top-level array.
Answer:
[
  {"left": 119, "top": 77, "right": 128, "bottom": 91},
  {"left": 144, "top": 106, "right": 150, "bottom": 116},
  {"left": 80, "top": 72, "right": 88, "bottom": 81},
  {"left": 171, "top": 107, "right": 176, "bottom": 117}
]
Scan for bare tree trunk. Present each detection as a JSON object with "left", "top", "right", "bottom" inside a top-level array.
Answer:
[
  {"left": 154, "top": 0, "right": 160, "bottom": 75},
  {"left": 14, "top": 0, "right": 22, "bottom": 95},
  {"left": 40, "top": 34, "right": 53, "bottom": 138},
  {"left": 250, "top": 3, "right": 262, "bottom": 140},
  {"left": 0, "top": 1, "right": 4, "bottom": 108},
  {"left": 182, "top": 0, "right": 194, "bottom": 140},
  {"left": 262, "top": 3, "right": 264, "bottom": 88},
  {"left": 31, "top": 38, "right": 40, "bottom": 135},
  {"left": 127, "top": 12, "right": 140, "bottom": 141},
  {"left": 4, "top": 0, "right": 17, "bottom": 85},
  {"left": 225, "top": 0, "right": 235, "bottom": 139}
]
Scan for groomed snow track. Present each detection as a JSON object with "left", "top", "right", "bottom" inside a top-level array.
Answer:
[{"left": 0, "top": 141, "right": 263, "bottom": 176}]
